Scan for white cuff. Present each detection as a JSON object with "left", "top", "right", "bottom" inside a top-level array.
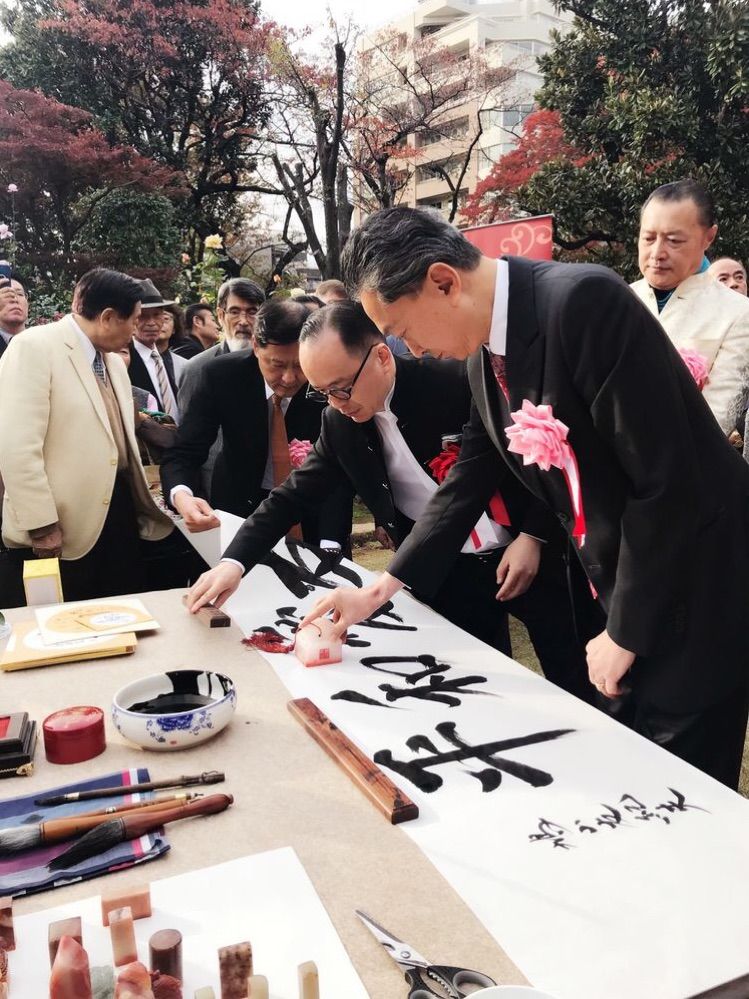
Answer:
[
  {"left": 169, "top": 484, "right": 193, "bottom": 507},
  {"left": 220, "top": 558, "right": 246, "bottom": 573},
  {"left": 319, "top": 540, "right": 342, "bottom": 550}
]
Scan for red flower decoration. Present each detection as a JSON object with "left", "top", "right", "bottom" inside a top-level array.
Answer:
[{"left": 428, "top": 442, "right": 461, "bottom": 483}]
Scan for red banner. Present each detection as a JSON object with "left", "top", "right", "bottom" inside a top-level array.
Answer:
[{"left": 463, "top": 214, "right": 553, "bottom": 260}]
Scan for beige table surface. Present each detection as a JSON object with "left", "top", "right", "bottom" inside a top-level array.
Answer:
[{"left": 1, "top": 589, "right": 528, "bottom": 998}]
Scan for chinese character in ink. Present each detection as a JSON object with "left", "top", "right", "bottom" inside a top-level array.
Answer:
[
  {"left": 530, "top": 819, "right": 573, "bottom": 850},
  {"left": 374, "top": 721, "right": 574, "bottom": 793},
  {"left": 333, "top": 654, "right": 497, "bottom": 709}
]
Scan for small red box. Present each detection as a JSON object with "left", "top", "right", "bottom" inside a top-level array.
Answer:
[{"left": 43, "top": 705, "right": 106, "bottom": 765}]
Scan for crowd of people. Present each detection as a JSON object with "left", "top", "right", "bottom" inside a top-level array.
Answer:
[{"left": 1, "top": 178, "right": 749, "bottom": 790}]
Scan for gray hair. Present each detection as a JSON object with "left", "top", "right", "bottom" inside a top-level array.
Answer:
[
  {"left": 216, "top": 277, "right": 265, "bottom": 310},
  {"left": 341, "top": 206, "right": 481, "bottom": 302}
]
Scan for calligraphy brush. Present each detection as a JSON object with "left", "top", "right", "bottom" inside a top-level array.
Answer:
[
  {"left": 19, "top": 791, "right": 200, "bottom": 825},
  {"left": 35, "top": 770, "right": 224, "bottom": 806},
  {"left": 0, "top": 795, "right": 201, "bottom": 857},
  {"left": 47, "top": 793, "right": 234, "bottom": 871}
]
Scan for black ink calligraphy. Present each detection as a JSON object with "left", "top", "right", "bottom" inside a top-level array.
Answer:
[
  {"left": 374, "top": 721, "right": 574, "bottom": 793},
  {"left": 332, "top": 654, "right": 498, "bottom": 709},
  {"left": 530, "top": 788, "right": 709, "bottom": 849}
]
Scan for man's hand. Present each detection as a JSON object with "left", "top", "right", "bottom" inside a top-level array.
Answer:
[
  {"left": 186, "top": 562, "right": 243, "bottom": 612},
  {"left": 29, "top": 523, "right": 63, "bottom": 559},
  {"left": 373, "top": 526, "right": 395, "bottom": 551},
  {"left": 0, "top": 283, "right": 19, "bottom": 308},
  {"left": 299, "top": 571, "right": 404, "bottom": 640},
  {"left": 586, "top": 630, "right": 636, "bottom": 698},
  {"left": 174, "top": 492, "right": 220, "bottom": 533},
  {"left": 495, "top": 533, "right": 541, "bottom": 601}
]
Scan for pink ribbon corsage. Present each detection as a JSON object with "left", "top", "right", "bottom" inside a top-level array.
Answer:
[
  {"left": 505, "top": 400, "right": 586, "bottom": 547},
  {"left": 288, "top": 438, "right": 313, "bottom": 469},
  {"left": 677, "top": 348, "right": 710, "bottom": 390}
]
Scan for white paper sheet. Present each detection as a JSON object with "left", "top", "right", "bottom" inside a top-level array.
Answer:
[
  {"left": 175, "top": 508, "right": 246, "bottom": 569},
  {"left": 190, "top": 536, "right": 749, "bottom": 999},
  {"left": 35, "top": 597, "right": 158, "bottom": 645},
  {"left": 12, "top": 847, "right": 368, "bottom": 997}
]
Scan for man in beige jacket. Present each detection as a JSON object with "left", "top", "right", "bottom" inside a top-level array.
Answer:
[
  {"left": 0, "top": 268, "right": 172, "bottom": 607},
  {"left": 631, "top": 179, "right": 749, "bottom": 435}
]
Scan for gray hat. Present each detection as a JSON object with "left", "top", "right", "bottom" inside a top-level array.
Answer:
[{"left": 137, "top": 278, "right": 176, "bottom": 308}]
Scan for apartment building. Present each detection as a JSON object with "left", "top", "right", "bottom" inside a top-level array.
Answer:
[{"left": 358, "top": 0, "right": 571, "bottom": 221}]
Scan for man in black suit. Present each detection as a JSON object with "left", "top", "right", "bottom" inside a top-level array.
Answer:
[
  {"left": 186, "top": 302, "right": 593, "bottom": 696},
  {"left": 0, "top": 276, "right": 28, "bottom": 358},
  {"left": 128, "top": 279, "right": 181, "bottom": 422},
  {"left": 160, "top": 298, "right": 352, "bottom": 549},
  {"left": 172, "top": 303, "right": 221, "bottom": 360},
  {"left": 289, "top": 206, "right": 749, "bottom": 789}
]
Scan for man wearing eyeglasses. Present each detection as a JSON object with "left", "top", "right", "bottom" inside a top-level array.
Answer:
[
  {"left": 160, "top": 298, "right": 353, "bottom": 552},
  {"left": 186, "top": 302, "right": 593, "bottom": 696},
  {"left": 175, "top": 277, "right": 266, "bottom": 496}
]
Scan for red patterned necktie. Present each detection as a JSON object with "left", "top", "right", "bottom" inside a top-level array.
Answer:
[
  {"left": 270, "top": 395, "right": 303, "bottom": 541},
  {"left": 489, "top": 352, "right": 509, "bottom": 401}
]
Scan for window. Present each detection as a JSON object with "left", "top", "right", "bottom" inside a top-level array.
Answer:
[
  {"left": 416, "top": 155, "right": 466, "bottom": 184},
  {"left": 477, "top": 144, "right": 504, "bottom": 174},
  {"left": 417, "top": 115, "right": 471, "bottom": 147}
]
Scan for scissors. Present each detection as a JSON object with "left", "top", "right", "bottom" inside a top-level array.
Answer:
[{"left": 356, "top": 909, "right": 497, "bottom": 998}]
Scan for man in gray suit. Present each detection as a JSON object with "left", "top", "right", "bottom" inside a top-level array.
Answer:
[
  {"left": 178, "top": 278, "right": 265, "bottom": 411},
  {"left": 177, "top": 278, "right": 265, "bottom": 492}
]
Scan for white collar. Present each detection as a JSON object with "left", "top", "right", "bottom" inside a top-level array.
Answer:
[
  {"left": 132, "top": 336, "right": 157, "bottom": 359},
  {"left": 68, "top": 314, "right": 97, "bottom": 366},
  {"left": 486, "top": 258, "right": 509, "bottom": 356},
  {"left": 378, "top": 376, "right": 397, "bottom": 416}
]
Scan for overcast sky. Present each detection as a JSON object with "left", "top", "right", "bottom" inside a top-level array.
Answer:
[{"left": 262, "top": 0, "right": 410, "bottom": 32}]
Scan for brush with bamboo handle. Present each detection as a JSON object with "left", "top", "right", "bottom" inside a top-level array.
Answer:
[
  {"left": 0, "top": 794, "right": 199, "bottom": 857},
  {"left": 48, "top": 793, "right": 234, "bottom": 871}
]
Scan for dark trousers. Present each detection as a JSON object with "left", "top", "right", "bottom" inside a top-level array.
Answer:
[
  {"left": 416, "top": 547, "right": 592, "bottom": 702},
  {"left": 597, "top": 684, "right": 749, "bottom": 790},
  {"left": 0, "top": 475, "right": 145, "bottom": 607},
  {"left": 0, "top": 478, "right": 209, "bottom": 608}
]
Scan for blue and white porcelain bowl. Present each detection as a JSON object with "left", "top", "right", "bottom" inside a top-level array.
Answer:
[{"left": 112, "top": 670, "right": 237, "bottom": 751}]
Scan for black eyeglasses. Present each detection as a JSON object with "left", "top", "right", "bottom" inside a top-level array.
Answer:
[{"left": 306, "top": 343, "right": 376, "bottom": 402}]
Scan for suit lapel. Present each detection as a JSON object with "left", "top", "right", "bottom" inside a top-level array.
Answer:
[
  {"left": 468, "top": 257, "right": 562, "bottom": 508},
  {"left": 63, "top": 320, "right": 113, "bottom": 441}
]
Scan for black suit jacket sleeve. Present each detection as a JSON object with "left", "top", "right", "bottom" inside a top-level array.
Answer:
[
  {"left": 222, "top": 416, "right": 352, "bottom": 569},
  {"left": 388, "top": 401, "right": 557, "bottom": 597},
  {"left": 159, "top": 369, "right": 222, "bottom": 505},
  {"left": 560, "top": 274, "right": 701, "bottom": 657}
]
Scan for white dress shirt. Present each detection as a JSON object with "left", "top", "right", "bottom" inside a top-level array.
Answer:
[
  {"left": 0, "top": 329, "right": 12, "bottom": 347},
  {"left": 132, "top": 337, "right": 180, "bottom": 422},
  {"left": 373, "top": 378, "right": 511, "bottom": 555},
  {"left": 69, "top": 315, "right": 97, "bottom": 366},
  {"left": 487, "top": 257, "right": 510, "bottom": 356}
]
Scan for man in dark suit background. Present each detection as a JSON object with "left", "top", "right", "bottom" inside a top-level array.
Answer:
[
  {"left": 173, "top": 303, "right": 221, "bottom": 359},
  {"left": 177, "top": 278, "right": 266, "bottom": 492},
  {"left": 177, "top": 278, "right": 265, "bottom": 411},
  {"left": 187, "top": 302, "right": 593, "bottom": 696},
  {"left": 161, "top": 297, "right": 352, "bottom": 550},
  {"left": 127, "top": 279, "right": 181, "bottom": 422},
  {"left": 0, "top": 275, "right": 28, "bottom": 358},
  {"left": 290, "top": 206, "right": 749, "bottom": 789}
]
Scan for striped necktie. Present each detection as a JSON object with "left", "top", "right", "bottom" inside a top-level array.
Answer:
[
  {"left": 92, "top": 351, "right": 107, "bottom": 385},
  {"left": 150, "top": 349, "right": 177, "bottom": 418}
]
